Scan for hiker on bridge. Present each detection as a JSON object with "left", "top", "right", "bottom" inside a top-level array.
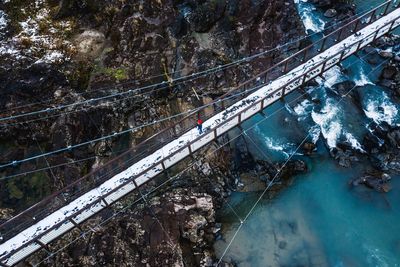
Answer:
[{"left": 197, "top": 118, "right": 203, "bottom": 134}]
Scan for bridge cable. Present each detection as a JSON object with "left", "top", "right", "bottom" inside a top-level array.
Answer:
[
  {"left": 216, "top": 58, "right": 391, "bottom": 265},
  {"left": 0, "top": 40, "right": 387, "bottom": 174},
  {"left": 0, "top": 3, "right": 383, "bottom": 122},
  {"left": 30, "top": 55, "right": 390, "bottom": 266},
  {"left": 31, "top": 73, "right": 322, "bottom": 266}
]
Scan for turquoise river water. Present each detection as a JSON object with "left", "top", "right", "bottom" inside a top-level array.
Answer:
[{"left": 214, "top": 1, "right": 400, "bottom": 266}]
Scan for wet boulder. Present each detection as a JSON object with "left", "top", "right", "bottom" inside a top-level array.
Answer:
[
  {"left": 378, "top": 50, "right": 394, "bottom": 59},
  {"left": 324, "top": 9, "right": 337, "bottom": 18},
  {"left": 331, "top": 144, "right": 360, "bottom": 168},
  {"left": 303, "top": 142, "right": 316, "bottom": 155},
  {"left": 332, "top": 80, "right": 356, "bottom": 97},
  {"left": 351, "top": 172, "right": 392, "bottom": 193},
  {"left": 379, "top": 79, "right": 394, "bottom": 88},
  {"left": 381, "top": 65, "right": 398, "bottom": 80}
]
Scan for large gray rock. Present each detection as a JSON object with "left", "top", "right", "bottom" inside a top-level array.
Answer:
[
  {"left": 379, "top": 50, "right": 394, "bottom": 59},
  {"left": 381, "top": 65, "right": 398, "bottom": 79},
  {"left": 324, "top": 9, "right": 337, "bottom": 18}
]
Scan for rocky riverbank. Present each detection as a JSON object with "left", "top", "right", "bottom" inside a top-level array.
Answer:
[
  {"left": 0, "top": 0, "right": 308, "bottom": 266},
  {"left": 327, "top": 35, "right": 400, "bottom": 193}
]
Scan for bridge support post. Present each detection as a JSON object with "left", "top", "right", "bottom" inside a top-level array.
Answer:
[
  {"left": 69, "top": 218, "right": 84, "bottom": 232},
  {"left": 351, "top": 19, "right": 360, "bottom": 33},
  {"left": 339, "top": 50, "right": 346, "bottom": 62},
  {"left": 372, "top": 30, "right": 380, "bottom": 42},
  {"left": 301, "top": 73, "right": 307, "bottom": 87},
  {"left": 368, "top": 9, "right": 376, "bottom": 24},
  {"left": 282, "top": 60, "right": 289, "bottom": 73},
  {"left": 301, "top": 49, "right": 308, "bottom": 62},
  {"left": 318, "top": 37, "right": 327, "bottom": 52},
  {"left": 382, "top": 1, "right": 390, "bottom": 16},
  {"left": 35, "top": 240, "right": 52, "bottom": 255},
  {"left": 335, "top": 28, "right": 343, "bottom": 42},
  {"left": 259, "top": 110, "right": 267, "bottom": 118},
  {"left": 320, "top": 61, "right": 327, "bottom": 74},
  {"left": 99, "top": 196, "right": 110, "bottom": 207},
  {"left": 188, "top": 144, "right": 194, "bottom": 158},
  {"left": 355, "top": 40, "right": 363, "bottom": 52},
  {"left": 388, "top": 20, "right": 396, "bottom": 32}
]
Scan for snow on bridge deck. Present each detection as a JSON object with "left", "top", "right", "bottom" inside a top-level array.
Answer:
[{"left": 1, "top": 5, "right": 400, "bottom": 266}]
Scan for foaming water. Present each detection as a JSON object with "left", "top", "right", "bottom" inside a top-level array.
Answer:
[
  {"left": 215, "top": 1, "right": 400, "bottom": 266},
  {"left": 296, "top": 0, "right": 326, "bottom": 33},
  {"left": 293, "top": 99, "right": 313, "bottom": 119},
  {"left": 254, "top": 125, "right": 295, "bottom": 159},
  {"left": 318, "top": 66, "right": 344, "bottom": 88},
  {"left": 311, "top": 98, "right": 342, "bottom": 148},
  {"left": 354, "top": 66, "right": 375, "bottom": 86},
  {"left": 344, "top": 132, "right": 365, "bottom": 152},
  {"left": 363, "top": 91, "right": 399, "bottom": 126}
]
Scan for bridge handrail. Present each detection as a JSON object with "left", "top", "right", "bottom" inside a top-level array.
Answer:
[
  {"left": 0, "top": 0, "right": 396, "bottom": 243},
  {"left": 2, "top": 4, "right": 400, "bottom": 265}
]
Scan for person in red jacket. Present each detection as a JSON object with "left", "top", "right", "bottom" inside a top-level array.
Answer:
[{"left": 197, "top": 118, "right": 203, "bottom": 134}]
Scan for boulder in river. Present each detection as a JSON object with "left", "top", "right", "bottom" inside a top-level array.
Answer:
[
  {"left": 381, "top": 65, "right": 398, "bottom": 79},
  {"left": 378, "top": 50, "right": 394, "bottom": 59},
  {"left": 324, "top": 9, "right": 337, "bottom": 18},
  {"left": 332, "top": 80, "right": 356, "bottom": 97},
  {"left": 351, "top": 172, "right": 392, "bottom": 193}
]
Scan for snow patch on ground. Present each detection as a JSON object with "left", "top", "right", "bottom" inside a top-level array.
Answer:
[
  {"left": 0, "top": 10, "right": 8, "bottom": 35},
  {"left": 3, "top": 7, "right": 400, "bottom": 263},
  {"left": 0, "top": 2, "right": 73, "bottom": 63}
]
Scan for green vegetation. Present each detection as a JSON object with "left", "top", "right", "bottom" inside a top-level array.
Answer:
[
  {"left": 4, "top": 171, "right": 51, "bottom": 208},
  {"left": 93, "top": 65, "right": 130, "bottom": 81},
  {"left": 105, "top": 68, "right": 129, "bottom": 81},
  {"left": 6, "top": 180, "right": 24, "bottom": 200}
]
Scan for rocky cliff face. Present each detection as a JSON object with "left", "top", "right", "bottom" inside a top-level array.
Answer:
[
  {"left": 0, "top": 0, "right": 306, "bottom": 265},
  {"left": 0, "top": 0, "right": 305, "bottom": 216}
]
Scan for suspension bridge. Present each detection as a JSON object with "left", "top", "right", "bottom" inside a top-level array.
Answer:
[{"left": 1, "top": 1, "right": 400, "bottom": 265}]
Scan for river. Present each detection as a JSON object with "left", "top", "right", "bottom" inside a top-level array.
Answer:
[{"left": 214, "top": 0, "right": 400, "bottom": 266}]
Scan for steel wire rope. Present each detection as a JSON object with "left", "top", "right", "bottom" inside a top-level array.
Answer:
[
  {"left": 0, "top": 2, "right": 385, "bottom": 120},
  {"left": 1, "top": 4, "right": 392, "bottom": 130},
  {"left": 0, "top": 140, "right": 167, "bottom": 239},
  {"left": 0, "top": 64, "right": 311, "bottom": 169},
  {"left": 88, "top": 103, "right": 184, "bottom": 260},
  {"left": 0, "top": 6, "right": 396, "bottom": 264},
  {"left": 30, "top": 64, "right": 335, "bottom": 266},
  {"left": 0, "top": 30, "right": 390, "bottom": 241},
  {"left": 29, "top": 94, "right": 312, "bottom": 266},
  {"left": 0, "top": 34, "right": 388, "bottom": 173},
  {"left": 0, "top": 4, "right": 374, "bottom": 114},
  {"left": 215, "top": 57, "right": 391, "bottom": 266},
  {"left": 3, "top": 2, "right": 396, "bottom": 264},
  {"left": 0, "top": 84, "right": 268, "bottom": 169},
  {"left": 22, "top": 53, "right": 390, "bottom": 266}
]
